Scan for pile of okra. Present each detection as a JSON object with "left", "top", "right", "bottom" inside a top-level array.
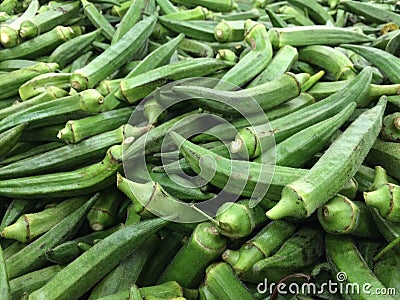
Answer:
[{"left": 1, "top": 0, "right": 400, "bottom": 299}]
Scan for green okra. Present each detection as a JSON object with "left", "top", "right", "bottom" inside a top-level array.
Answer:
[
  {"left": 29, "top": 218, "right": 167, "bottom": 300},
  {"left": 119, "top": 58, "right": 233, "bottom": 104},
  {"left": 215, "top": 200, "right": 267, "bottom": 239},
  {"left": 0, "top": 25, "right": 82, "bottom": 61},
  {"left": 366, "top": 139, "right": 400, "bottom": 181},
  {"left": 0, "top": 0, "right": 16, "bottom": 15},
  {"left": 267, "top": 97, "right": 386, "bottom": 220},
  {"left": 71, "top": 16, "right": 156, "bottom": 91},
  {"left": 70, "top": 51, "right": 93, "bottom": 73},
  {"left": 159, "top": 19, "right": 217, "bottom": 42},
  {"left": 88, "top": 235, "right": 159, "bottom": 299},
  {"left": 381, "top": 112, "right": 400, "bottom": 142},
  {"left": 160, "top": 5, "right": 209, "bottom": 21},
  {"left": 87, "top": 188, "right": 121, "bottom": 231},
  {"left": 137, "top": 230, "right": 184, "bottom": 286},
  {"left": 0, "top": 199, "right": 37, "bottom": 234},
  {"left": 341, "top": 44, "right": 400, "bottom": 84},
  {"left": 19, "top": 1, "right": 81, "bottom": 39},
  {"left": 179, "top": 37, "right": 214, "bottom": 58},
  {"left": 215, "top": 20, "right": 272, "bottom": 90},
  {"left": 249, "top": 45, "right": 298, "bottom": 87},
  {"left": 0, "top": 245, "right": 10, "bottom": 300},
  {"left": 339, "top": 0, "right": 400, "bottom": 25},
  {"left": 265, "top": 7, "right": 288, "bottom": 28},
  {"left": 45, "top": 224, "right": 122, "bottom": 265},
  {"left": 318, "top": 195, "right": 380, "bottom": 238},
  {"left": 214, "top": 20, "right": 245, "bottom": 43},
  {"left": 6, "top": 193, "right": 99, "bottom": 279},
  {"left": 0, "top": 144, "right": 123, "bottom": 198},
  {"left": 216, "top": 49, "right": 238, "bottom": 63},
  {"left": 213, "top": 8, "right": 261, "bottom": 22},
  {"left": 386, "top": 30, "right": 400, "bottom": 57},
  {"left": 298, "top": 45, "right": 356, "bottom": 80},
  {"left": 2, "top": 242, "right": 25, "bottom": 260},
  {"left": 173, "top": 72, "right": 302, "bottom": 116},
  {"left": 192, "top": 93, "right": 315, "bottom": 143},
  {"left": 373, "top": 248, "right": 400, "bottom": 295},
  {"left": 277, "top": 5, "right": 315, "bottom": 26},
  {"left": 102, "top": 33, "right": 184, "bottom": 111},
  {"left": 58, "top": 107, "right": 134, "bottom": 144},
  {"left": 252, "top": 227, "right": 324, "bottom": 272},
  {"left": 0, "top": 89, "right": 103, "bottom": 133},
  {"left": 325, "top": 234, "right": 393, "bottom": 300},
  {"left": 18, "top": 72, "right": 71, "bottom": 101},
  {"left": 287, "top": 0, "right": 333, "bottom": 24},
  {"left": 170, "top": 0, "right": 235, "bottom": 12},
  {"left": 81, "top": 0, "right": 115, "bottom": 41},
  {"left": 204, "top": 263, "right": 253, "bottom": 300},
  {"left": 267, "top": 26, "right": 372, "bottom": 50},
  {"left": 0, "top": 62, "right": 58, "bottom": 100},
  {"left": 0, "top": 123, "right": 27, "bottom": 159},
  {"left": 19, "top": 123, "right": 64, "bottom": 142},
  {"left": 48, "top": 29, "right": 100, "bottom": 69},
  {"left": 156, "top": 0, "right": 179, "bottom": 14},
  {"left": 1, "top": 196, "right": 88, "bottom": 243},
  {"left": 364, "top": 183, "right": 400, "bottom": 223},
  {"left": 223, "top": 220, "right": 296, "bottom": 275},
  {"left": 110, "top": 0, "right": 132, "bottom": 17},
  {"left": 159, "top": 222, "right": 227, "bottom": 288},
  {"left": 143, "top": 98, "right": 166, "bottom": 125},
  {"left": 9, "top": 265, "right": 63, "bottom": 300}
]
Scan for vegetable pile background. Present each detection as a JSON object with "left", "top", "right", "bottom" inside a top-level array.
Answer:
[{"left": 1, "top": 0, "right": 400, "bottom": 299}]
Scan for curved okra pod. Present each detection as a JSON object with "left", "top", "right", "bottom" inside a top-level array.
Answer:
[
  {"left": 266, "top": 97, "right": 386, "bottom": 219},
  {"left": 365, "top": 139, "right": 400, "bottom": 181},
  {"left": 6, "top": 193, "right": 99, "bottom": 279},
  {"left": 48, "top": 29, "right": 100, "bottom": 69},
  {"left": 298, "top": 45, "right": 357, "bottom": 80},
  {"left": 267, "top": 26, "right": 372, "bottom": 50},
  {"left": 318, "top": 195, "right": 380, "bottom": 238},
  {"left": 0, "top": 123, "right": 27, "bottom": 158},
  {"left": 29, "top": 218, "right": 167, "bottom": 300},
  {"left": 0, "top": 89, "right": 104, "bottom": 133},
  {"left": 19, "top": 1, "right": 81, "bottom": 39},
  {"left": 204, "top": 263, "right": 253, "bottom": 300},
  {"left": 325, "top": 234, "right": 394, "bottom": 300},
  {"left": 381, "top": 113, "right": 400, "bottom": 142},
  {"left": 118, "top": 58, "right": 233, "bottom": 104},
  {"left": 252, "top": 227, "right": 324, "bottom": 273},
  {"left": 214, "top": 20, "right": 272, "bottom": 90},
  {"left": 87, "top": 188, "right": 122, "bottom": 231},
  {"left": 235, "top": 102, "right": 356, "bottom": 161},
  {"left": 159, "top": 222, "right": 227, "bottom": 288},
  {"left": 0, "top": 144, "right": 123, "bottom": 198},
  {"left": 0, "top": 25, "right": 82, "bottom": 61},
  {"left": 45, "top": 224, "right": 122, "bottom": 265},
  {"left": 58, "top": 107, "right": 134, "bottom": 144},
  {"left": 222, "top": 220, "right": 296, "bottom": 275},
  {"left": 0, "top": 62, "right": 58, "bottom": 100},
  {"left": 19, "top": 72, "right": 71, "bottom": 101},
  {"left": 1, "top": 196, "right": 88, "bottom": 243},
  {"left": 0, "top": 245, "right": 10, "bottom": 299},
  {"left": 215, "top": 200, "right": 267, "bottom": 239},
  {"left": 81, "top": 0, "right": 115, "bottom": 41},
  {"left": 71, "top": 16, "right": 156, "bottom": 91}
]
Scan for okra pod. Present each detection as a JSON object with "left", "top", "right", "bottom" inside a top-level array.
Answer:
[
  {"left": 0, "top": 144, "right": 123, "bottom": 198},
  {"left": 1, "top": 196, "right": 87, "bottom": 243},
  {"left": 0, "top": 62, "right": 58, "bottom": 100},
  {"left": 364, "top": 183, "right": 400, "bottom": 223},
  {"left": 171, "top": 0, "right": 235, "bottom": 12},
  {"left": 159, "top": 222, "right": 227, "bottom": 288},
  {"left": 6, "top": 193, "right": 99, "bottom": 279},
  {"left": 366, "top": 139, "right": 400, "bottom": 181},
  {"left": 318, "top": 195, "right": 380, "bottom": 238},
  {"left": 0, "top": 89, "right": 103, "bottom": 133},
  {"left": 159, "top": 19, "right": 217, "bottom": 42},
  {"left": 71, "top": 16, "right": 156, "bottom": 90},
  {"left": 81, "top": 0, "right": 115, "bottom": 41},
  {"left": 252, "top": 227, "right": 324, "bottom": 272},
  {"left": 19, "top": 1, "right": 81, "bottom": 39},
  {"left": 0, "top": 25, "right": 82, "bottom": 61},
  {"left": 0, "top": 245, "right": 10, "bottom": 300},
  {"left": 277, "top": 5, "right": 315, "bottom": 26},
  {"left": 287, "top": 0, "right": 333, "bottom": 24},
  {"left": 214, "top": 20, "right": 245, "bottom": 43},
  {"left": 267, "top": 97, "right": 386, "bottom": 219},
  {"left": 0, "top": 199, "right": 37, "bottom": 234},
  {"left": 204, "top": 263, "right": 253, "bottom": 300},
  {"left": 381, "top": 113, "right": 400, "bottom": 142},
  {"left": 0, "top": 123, "right": 27, "bottom": 158},
  {"left": 87, "top": 188, "right": 121, "bottom": 231},
  {"left": 29, "top": 218, "right": 167, "bottom": 300}
]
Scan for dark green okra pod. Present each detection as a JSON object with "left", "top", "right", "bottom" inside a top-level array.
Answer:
[
  {"left": 159, "top": 222, "right": 227, "bottom": 288},
  {"left": 366, "top": 139, "right": 400, "bottom": 181},
  {"left": 381, "top": 112, "right": 400, "bottom": 142},
  {"left": 81, "top": 0, "right": 115, "bottom": 41},
  {"left": 0, "top": 123, "right": 27, "bottom": 158},
  {"left": 0, "top": 245, "right": 10, "bottom": 300}
]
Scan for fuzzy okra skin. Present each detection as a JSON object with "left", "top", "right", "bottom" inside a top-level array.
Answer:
[
  {"left": 0, "top": 245, "right": 10, "bottom": 300},
  {"left": 0, "top": 123, "right": 27, "bottom": 158},
  {"left": 325, "top": 234, "right": 394, "bottom": 300},
  {"left": 71, "top": 16, "right": 156, "bottom": 91},
  {"left": 29, "top": 218, "right": 167, "bottom": 300},
  {"left": 6, "top": 193, "right": 99, "bottom": 280},
  {"left": 267, "top": 97, "right": 386, "bottom": 220},
  {"left": 81, "top": 0, "right": 115, "bottom": 41},
  {"left": 159, "top": 222, "right": 227, "bottom": 289},
  {"left": 87, "top": 188, "right": 121, "bottom": 231},
  {"left": 0, "top": 144, "right": 123, "bottom": 198},
  {"left": 366, "top": 139, "right": 400, "bottom": 181}
]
